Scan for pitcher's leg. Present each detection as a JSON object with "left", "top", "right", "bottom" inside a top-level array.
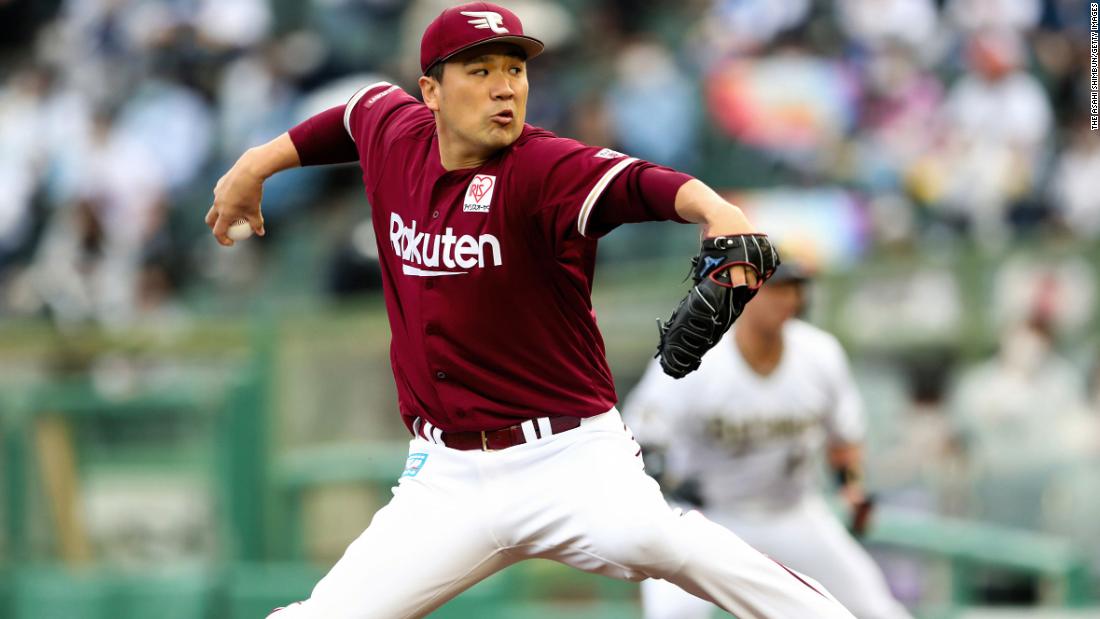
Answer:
[
  {"left": 658, "top": 509, "right": 854, "bottom": 619},
  {"left": 640, "top": 576, "right": 713, "bottom": 619},
  {"left": 269, "top": 444, "right": 512, "bottom": 619},
  {"left": 723, "top": 499, "right": 910, "bottom": 619},
  {"left": 531, "top": 416, "right": 855, "bottom": 619}
]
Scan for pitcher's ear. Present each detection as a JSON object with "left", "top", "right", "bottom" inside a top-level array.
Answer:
[{"left": 419, "top": 75, "right": 440, "bottom": 112}]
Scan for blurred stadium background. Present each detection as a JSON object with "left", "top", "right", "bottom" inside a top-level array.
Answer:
[{"left": 0, "top": 0, "right": 1098, "bottom": 617}]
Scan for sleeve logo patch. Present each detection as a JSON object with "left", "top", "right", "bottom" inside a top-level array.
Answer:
[
  {"left": 365, "top": 84, "right": 400, "bottom": 109},
  {"left": 402, "top": 453, "right": 428, "bottom": 477},
  {"left": 463, "top": 174, "right": 496, "bottom": 213},
  {"left": 594, "top": 148, "right": 626, "bottom": 159}
]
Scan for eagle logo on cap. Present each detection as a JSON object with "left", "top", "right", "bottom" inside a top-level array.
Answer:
[{"left": 461, "top": 11, "right": 509, "bottom": 34}]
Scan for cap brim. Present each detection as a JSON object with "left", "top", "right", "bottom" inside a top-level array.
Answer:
[
  {"left": 426, "top": 35, "right": 545, "bottom": 74},
  {"left": 768, "top": 266, "right": 813, "bottom": 285}
]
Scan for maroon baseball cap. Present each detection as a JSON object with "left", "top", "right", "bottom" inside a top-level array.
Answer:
[{"left": 420, "top": 2, "right": 545, "bottom": 74}]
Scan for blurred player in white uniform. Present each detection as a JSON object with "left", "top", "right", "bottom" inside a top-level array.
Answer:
[{"left": 625, "top": 255, "right": 912, "bottom": 619}]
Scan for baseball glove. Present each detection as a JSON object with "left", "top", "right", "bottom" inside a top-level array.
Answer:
[{"left": 656, "top": 234, "right": 780, "bottom": 378}]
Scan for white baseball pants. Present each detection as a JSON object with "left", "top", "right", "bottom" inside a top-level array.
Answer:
[
  {"left": 641, "top": 496, "right": 912, "bottom": 619},
  {"left": 268, "top": 410, "right": 855, "bottom": 619}
]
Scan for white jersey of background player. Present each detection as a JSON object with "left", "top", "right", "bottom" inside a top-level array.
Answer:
[{"left": 625, "top": 257, "right": 912, "bottom": 619}]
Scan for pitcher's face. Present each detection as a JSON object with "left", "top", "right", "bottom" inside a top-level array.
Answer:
[{"left": 423, "top": 43, "right": 528, "bottom": 154}]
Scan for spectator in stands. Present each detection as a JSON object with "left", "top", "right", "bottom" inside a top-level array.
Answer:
[
  {"left": 695, "top": 0, "right": 812, "bottom": 59},
  {"left": 853, "top": 42, "right": 945, "bottom": 198},
  {"left": 876, "top": 354, "right": 972, "bottom": 516},
  {"left": 935, "top": 30, "right": 1052, "bottom": 244},
  {"left": 30, "top": 111, "right": 167, "bottom": 328},
  {"left": 0, "top": 67, "right": 46, "bottom": 268},
  {"left": 952, "top": 317, "right": 1090, "bottom": 471},
  {"left": 605, "top": 40, "right": 700, "bottom": 169},
  {"left": 945, "top": 0, "right": 1041, "bottom": 32},
  {"left": 1049, "top": 118, "right": 1100, "bottom": 238},
  {"left": 836, "top": 0, "right": 939, "bottom": 56}
]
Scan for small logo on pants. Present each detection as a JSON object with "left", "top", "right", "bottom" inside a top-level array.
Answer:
[{"left": 402, "top": 453, "right": 428, "bottom": 477}]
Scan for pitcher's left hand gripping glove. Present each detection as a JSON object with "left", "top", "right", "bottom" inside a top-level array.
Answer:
[{"left": 656, "top": 234, "right": 780, "bottom": 378}]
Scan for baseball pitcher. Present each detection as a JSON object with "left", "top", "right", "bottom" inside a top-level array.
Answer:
[{"left": 207, "top": 3, "right": 855, "bottom": 618}]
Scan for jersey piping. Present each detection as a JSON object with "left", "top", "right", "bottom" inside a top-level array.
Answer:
[
  {"left": 577, "top": 156, "right": 638, "bottom": 237},
  {"left": 344, "top": 81, "right": 396, "bottom": 140}
]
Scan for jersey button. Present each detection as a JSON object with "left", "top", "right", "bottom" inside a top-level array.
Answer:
[
  {"left": 432, "top": 210, "right": 440, "bottom": 219},
  {"left": 435, "top": 371, "right": 447, "bottom": 380}
]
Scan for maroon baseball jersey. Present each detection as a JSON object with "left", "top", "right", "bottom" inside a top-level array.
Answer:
[{"left": 343, "top": 82, "right": 684, "bottom": 433}]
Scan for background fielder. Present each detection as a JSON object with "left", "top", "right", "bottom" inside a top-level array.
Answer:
[{"left": 625, "top": 254, "right": 912, "bottom": 619}]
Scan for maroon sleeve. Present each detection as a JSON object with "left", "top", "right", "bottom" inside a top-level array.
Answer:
[
  {"left": 287, "top": 106, "right": 359, "bottom": 166},
  {"left": 512, "top": 134, "right": 698, "bottom": 244},
  {"left": 585, "top": 163, "right": 692, "bottom": 236}
]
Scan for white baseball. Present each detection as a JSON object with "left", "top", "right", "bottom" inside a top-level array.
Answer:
[{"left": 228, "top": 219, "right": 254, "bottom": 241}]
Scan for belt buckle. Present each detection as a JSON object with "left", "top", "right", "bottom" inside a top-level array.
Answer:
[{"left": 480, "top": 430, "right": 494, "bottom": 452}]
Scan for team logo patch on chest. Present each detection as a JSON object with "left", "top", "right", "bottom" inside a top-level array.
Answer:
[{"left": 463, "top": 175, "right": 496, "bottom": 213}]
